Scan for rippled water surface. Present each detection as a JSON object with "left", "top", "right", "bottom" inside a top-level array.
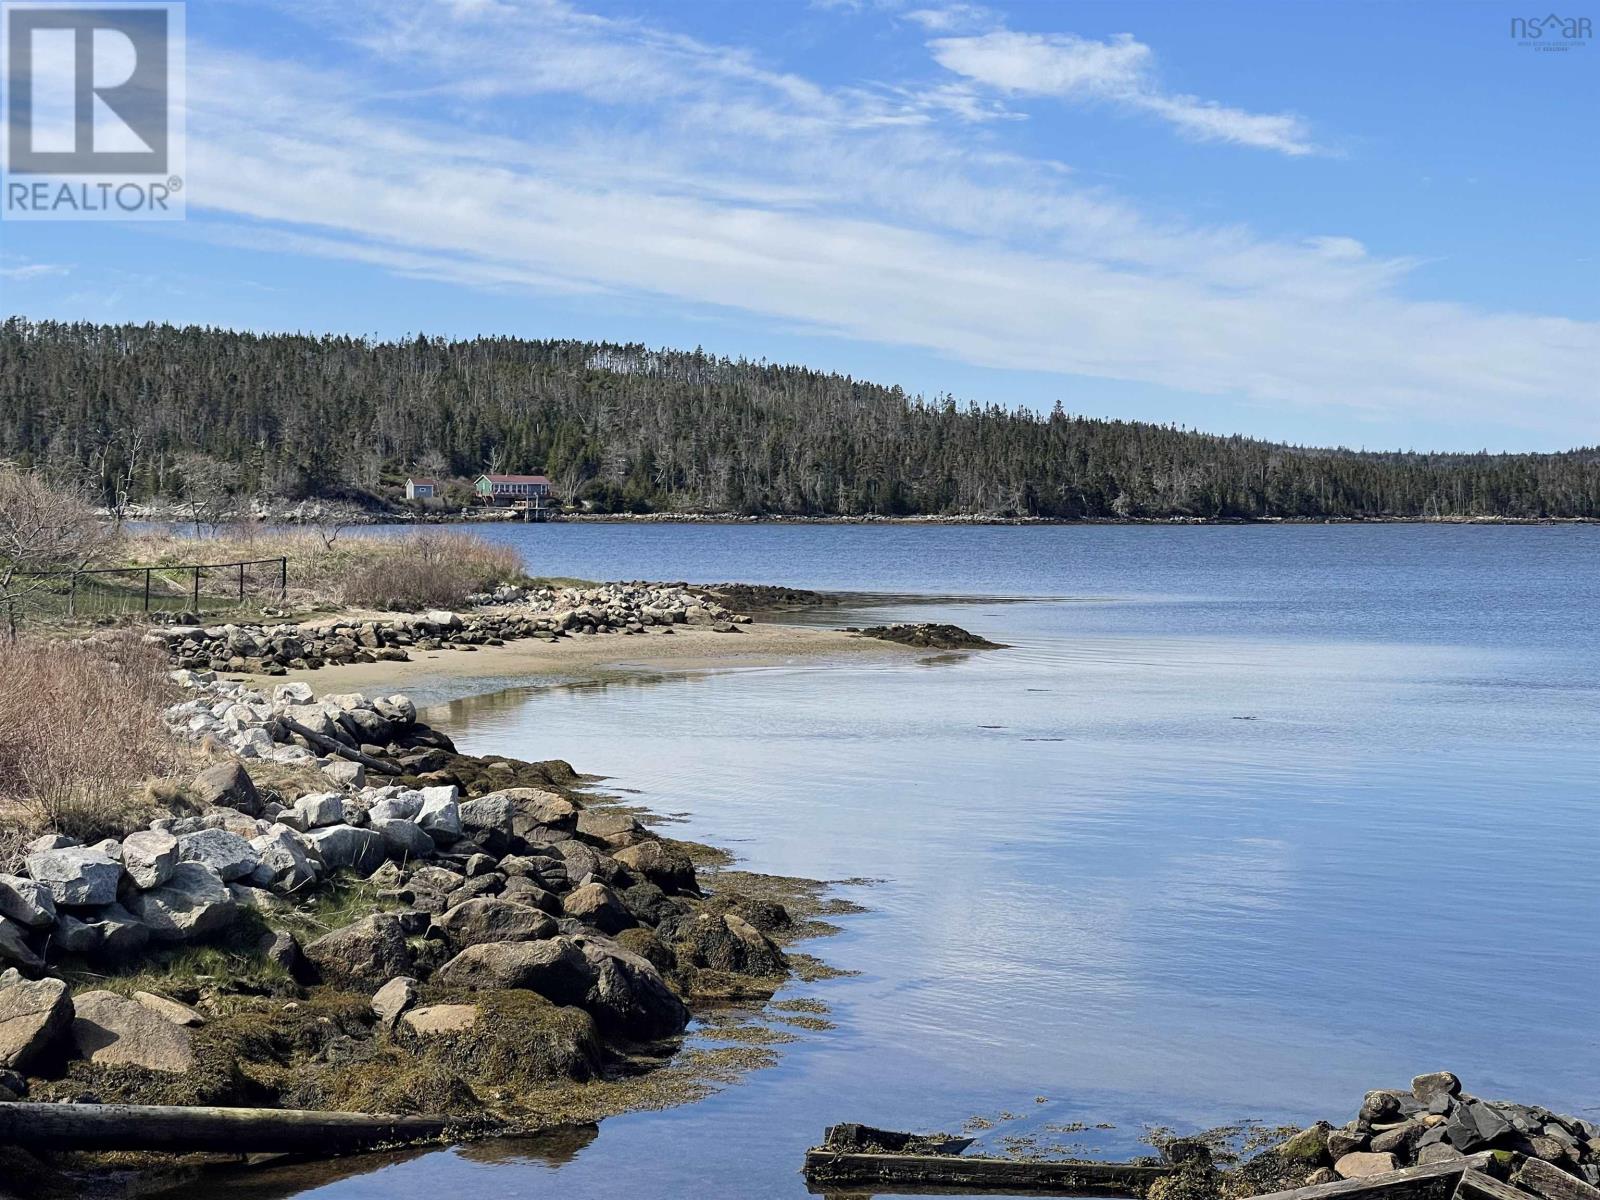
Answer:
[{"left": 256, "top": 524, "right": 1600, "bottom": 1199}]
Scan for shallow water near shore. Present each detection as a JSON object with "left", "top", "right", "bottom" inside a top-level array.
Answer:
[{"left": 231, "top": 524, "right": 1600, "bottom": 1199}]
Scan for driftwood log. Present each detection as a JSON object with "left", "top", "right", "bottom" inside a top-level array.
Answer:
[
  {"left": 802, "top": 1147, "right": 1176, "bottom": 1195},
  {"left": 278, "top": 716, "right": 404, "bottom": 776},
  {"left": 0, "top": 1101, "right": 490, "bottom": 1154}
]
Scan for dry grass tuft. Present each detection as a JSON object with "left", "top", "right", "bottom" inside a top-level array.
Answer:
[{"left": 0, "top": 631, "right": 184, "bottom": 841}]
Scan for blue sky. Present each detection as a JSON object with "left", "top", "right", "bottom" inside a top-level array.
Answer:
[{"left": 1, "top": 0, "right": 1596, "bottom": 451}]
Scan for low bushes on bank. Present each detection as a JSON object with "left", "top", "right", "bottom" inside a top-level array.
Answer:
[{"left": 122, "top": 528, "right": 526, "bottom": 613}]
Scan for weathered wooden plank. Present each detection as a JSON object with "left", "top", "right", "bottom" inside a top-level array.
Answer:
[
  {"left": 0, "top": 1101, "right": 489, "bottom": 1154},
  {"left": 803, "top": 1149, "right": 1173, "bottom": 1195},
  {"left": 1514, "top": 1159, "right": 1600, "bottom": 1200},
  {"left": 1250, "top": 1156, "right": 1493, "bottom": 1200},
  {"left": 1457, "top": 1168, "right": 1534, "bottom": 1200}
]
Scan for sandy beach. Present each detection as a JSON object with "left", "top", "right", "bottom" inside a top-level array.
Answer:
[{"left": 241, "top": 620, "right": 905, "bottom": 696}]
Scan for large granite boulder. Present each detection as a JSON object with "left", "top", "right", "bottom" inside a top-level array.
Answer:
[
  {"left": 370, "top": 818, "right": 434, "bottom": 862},
  {"left": 663, "top": 911, "right": 786, "bottom": 976},
  {"left": 120, "top": 831, "right": 179, "bottom": 890},
  {"left": 417, "top": 790, "right": 463, "bottom": 843},
  {"left": 24, "top": 846, "right": 122, "bottom": 907},
  {"left": 573, "top": 934, "right": 690, "bottom": 1039},
  {"left": 307, "top": 825, "right": 386, "bottom": 875},
  {"left": 70, "top": 989, "right": 195, "bottom": 1073},
  {"left": 177, "top": 829, "right": 260, "bottom": 883},
  {"left": 0, "top": 918, "right": 43, "bottom": 973},
  {"left": 575, "top": 809, "right": 645, "bottom": 849},
  {"left": 0, "top": 875, "right": 57, "bottom": 929},
  {"left": 86, "top": 903, "right": 152, "bottom": 957},
  {"left": 190, "top": 761, "right": 262, "bottom": 816},
  {"left": 249, "top": 827, "right": 318, "bottom": 893},
  {"left": 613, "top": 841, "right": 698, "bottom": 895},
  {"left": 432, "top": 898, "right": 555, "bottom": 949},
  {"left": 561, "top": 881, "right": 634, "bottom": 935},
  {"left": 124, "top": 863, "right": 236, "bottom": 942},
  {"left": 434, "top": 937, "right": 594, "bottom": 1006},
  {"left": 304, "top": 914, "right": 414, "bottom": 987},
  {"left": 0, "top": 972, "right": 71, "bottom": 1071}
]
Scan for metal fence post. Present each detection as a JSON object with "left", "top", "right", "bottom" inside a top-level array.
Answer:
[
  {"left": 238, "top": 561, "right": 246, "bottom": 601},
  {"left": 144, "top": 569, "right": 151, "bottom": 612},
  {"left": 280, "top": 557, "right": 287, "bottom": 601},
  {"left": 192, "top": 566, "right": 201, "bottom": 613}
]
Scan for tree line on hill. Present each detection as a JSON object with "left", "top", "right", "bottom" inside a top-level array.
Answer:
[{"left": 2, "top": 316, "right": 1597, "bottom": 520}]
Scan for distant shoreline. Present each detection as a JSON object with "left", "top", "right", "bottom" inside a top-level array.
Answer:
[{"left": 117, "top": 505, "right": 1600, "bottom": 530}]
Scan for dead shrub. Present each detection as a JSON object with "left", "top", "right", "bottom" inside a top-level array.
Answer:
[
  {"left": 339, "top": 532, "right": 523, "bottom": 612},
  {"left": 0, "top": 631, "right": 182, "bottom": 840}
]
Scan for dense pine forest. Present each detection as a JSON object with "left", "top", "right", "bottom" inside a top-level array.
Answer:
[{"left": 2, "top": 317, "right": 1598, "bottom": 520}]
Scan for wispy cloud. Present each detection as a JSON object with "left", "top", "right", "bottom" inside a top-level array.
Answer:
[
  {"left": 929, "top": 31, "right": 1318, "bottom": 155},
  {"left": 164, "top": 0, "right": 1597, "bottom": 444},
  {"left": 0, "top": 259, "right": 70, "bottom": 282}
]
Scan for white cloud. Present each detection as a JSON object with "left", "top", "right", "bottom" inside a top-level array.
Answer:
[
  {"left": 169, "top": 0, "right": 1598, "bottom": 445},
  {"left": 929, "top": 31, "right": 1317, "bottom": 155},
  {"left": 0, "top": 260, "right": 70, "bottom": 281}
]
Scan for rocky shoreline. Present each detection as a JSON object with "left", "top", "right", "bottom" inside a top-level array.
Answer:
[
  {"left": 144, "top": 583, "right": 750, "bottom": 677},
  {"left": 0, "top": 668, "right": 838, "bottom": 1196}
]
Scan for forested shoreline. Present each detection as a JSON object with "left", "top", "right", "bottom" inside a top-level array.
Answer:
[{"left": 3, "top": 317, "right": 1598, "bottom": 520}]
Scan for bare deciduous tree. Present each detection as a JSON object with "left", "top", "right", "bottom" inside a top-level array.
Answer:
[
  {"left": 0, "top": 466, "right": 116, "bottom": 635},
  {"left": 174, "top": 452, "right": 240, "bottom": 537}
]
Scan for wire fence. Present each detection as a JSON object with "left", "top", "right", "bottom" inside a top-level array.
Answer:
[{"left": 14, "top": 557, "right": 288, "bottom": 618}]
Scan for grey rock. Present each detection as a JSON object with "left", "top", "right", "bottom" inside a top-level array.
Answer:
[
  {"left": 0, "top": 919, "right": 42, "bottom": 973},
  {"left": 25, "top": 835, "right": 78, "bottom": 853},
  {"left": 1411, "top": 1072, "right": 1461, "bottom": 1104},
  {"left": 321, "top": 759, "right": 366, "bottom": 789},
  {"left": 120, "top": 830, "right": 180, "bottom": 890},
  {"left": 24, "top": 846, "right": 122, "bottom": 907},
  {"left": 177, "top": 828, "right": 260, "bottom": 883},
  {"left": 86, "top": 903, "right": 151, "bottom": 957},
  {"left": 190, "top": 761, "right": 262, "bottom": 816},
  {"left": 371, "top": 818, "right": 435, "bottom": 862},
  {"left": 307, "top": 825, "right": 387, "bottom": 875},
  {"left": 293, "top": 792, "right": 345, "bottom": 829},
  {"left": 1417, "top": 1143, "right": 1465, "bottom": 1166},
  {"left": 562, "top": 881, "right": 635, "bottom": 935},
  {"left": 371, "top": 976, "right": 419, "bottom": 1027},
  {"left": 124, "top": 863, "right": 236, "bottom": 942},
  {"left": 573, "top": 934, "right": 690, "bottom": 1039},
  {"left": 432, "top": 898, "right": 555, "bottom": 949},
  {"left": 0, "top": 974, "right": 72, "bottom": 1071},
  {"left": 435, "top": 937, "right": 595, "bottom": 1005},
  {"left": 0, "top": 875, "right": 57, "bottom": 929},
  {"left": 1447, "top": 1099, "right": 1514, "bottom": 1152},
  {"left": 304, "top": 914, "right": 414, "bottom": 986},
  {"left": 52, "top": 913, "right": 101, "bottom": 955},
  {"left": 369, "top": 793, "right": 424, "bottom": 822},
  {"left": 71, "top": 989, "right": 195, "bottom": 1073},
  {"left": 249, "top": 827, "right": 318, "bottom": 894},
  {"left": 417, "top": 793, "right": 463, "bottom": 843}
]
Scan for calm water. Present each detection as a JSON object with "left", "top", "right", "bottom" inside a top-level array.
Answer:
[{"left": 236, "top": 524, "right": 1600, "bottom": 1199}]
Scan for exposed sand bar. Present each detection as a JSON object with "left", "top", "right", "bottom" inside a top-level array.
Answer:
[{"left": 242, "top": 621, "right": 905, "bottom": 699}]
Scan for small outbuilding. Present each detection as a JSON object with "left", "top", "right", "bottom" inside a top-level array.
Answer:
[{"left": 405, "top": 477, "right": 439, "bottom": 500}]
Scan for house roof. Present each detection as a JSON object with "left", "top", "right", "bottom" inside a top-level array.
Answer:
[
  {"left": 406, "top": 477, "right": 438, "bottom": 486},
  {"left": 481, "top": 474, "right": 550, "bottom": 485}
]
